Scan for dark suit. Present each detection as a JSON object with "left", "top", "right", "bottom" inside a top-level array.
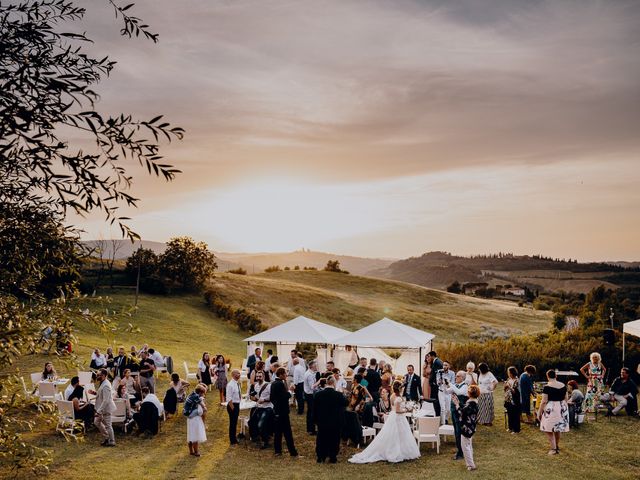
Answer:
[
  {"left": 313, "top": 387, "right": 347, "bottom": 463},
  {"left": 429, "top": 357, "right": 443, "bottom": 416},
  {"left": 403, "top": 372, "right": 422, "bottom": 401},
  {"left": 269, "top": 378, "right": 298, "bottom": 456},
  {"left": 366, "top": 368, "right": 382, "bottom": 401},
  {"left": 247, "top": 354, "right": 261, "bottom": 375}
]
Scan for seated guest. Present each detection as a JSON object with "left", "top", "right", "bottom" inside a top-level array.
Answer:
[
  {"left": 333, "top": 368, "right": 347, "bottom": 393},
  {"left": 377, "top": 387, "right": 392, "bottom": 419},
  {"left": 42, "top": 362, "right": 57, "bottom": 381},
  {"left": 67, "top": 380, "right": 95, "bottom": 430},
  {"left": 137, "top": 343, "right": 149, "bottom": 356},
  {"left": 130, "top": 345, "right": 138, "bottom": 358},
  {"left": 610, "top": 368, "right": 638, "bottom": 416},
  {"left": 105, "top": 347, "right": 115, "bottom": 369},
  {"left": 148, "top": 348, "right": 165, "bottom": 368},
  {"left": 115, "top": 383, "right": 133, "bottom": 418},
  {"left": 64, "top": 376, "right": 78, "bottom": 400},
  {"left": 356, "top": 367, "right": 369, "bottom": 388},
  {"left": 90, "top": 348, "right": 107, "bottom": 370},
  {"left": 170, "top": 373, "right": 190, "bottom": 402},
  {"left": 133, "top": 387, "right": 163, "bottom": 435},
  {"left": 118, "top": 368, "right": 140, "bottom": 405},
  {"left": 567, "top": 380, "right": 584, "bottom": 426}
]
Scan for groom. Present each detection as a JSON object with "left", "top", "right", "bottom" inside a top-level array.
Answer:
[{"left": 313, "top": 375, "right": 347, "bottom": 463}]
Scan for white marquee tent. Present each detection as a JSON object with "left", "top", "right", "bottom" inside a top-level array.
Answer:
[
  {"left": 334, "top": 317, "right": 435, "bottom": 374},
  {"left": 244, "top": 316, "right": 351, "bottom": 369},
  {"left": 623, "top": 319, "right": 640, "bottom": 363}
]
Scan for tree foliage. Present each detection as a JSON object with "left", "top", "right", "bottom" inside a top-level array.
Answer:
[
  {"left": 158, "top": 237, "right": 217, "bottom": 291},
  {"left": 125, "top": 247, "right": 159, "bottom": 280}
]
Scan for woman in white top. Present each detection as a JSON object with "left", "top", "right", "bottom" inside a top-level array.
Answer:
[
  {"left": 187, "top": 384, "right": 208, "bottom": 457},
  {"left": 349, "top": 381, "right": 420, "bottom": 464},
  {"left": 465, "top": 362, "right": 478, "bottom": 385},
  {"left": 119, "top": 368, "right": 139, "bottom": 400},
  {"left": 476, "top": 363, "right": 498, "bottom": 425}
]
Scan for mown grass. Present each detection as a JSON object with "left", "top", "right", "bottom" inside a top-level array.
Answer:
[
  {"left": 2, "top": 291, "right": 638, "bottom": 479},
  {"left": 210, "top": 271, "right": 552, "bottom": 342}
]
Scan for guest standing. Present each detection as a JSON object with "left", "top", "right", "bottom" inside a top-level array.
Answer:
[
  {"left": 197, "top": 352, "right": 213, "bottom": 388},
  {"left": 504, "top": 366, "right": 521, "bottom": 433},
  {"left": 477, "top": 363, "right": 497, "bottom": 426},
  {"left": 380, "top": 364, "right": 393, "bottom": 394},
  {"left": 519, "top": 365, "right": 536, "bottom": 423},
  {"left": 304, "top": 360, "right": 319, "bottom": 435},
  {"left": 465, "top": 362, "right": 478, "bottom": 385},
  {"left": 366, "top": 359, "right": 382, "bottom": 403},
  {"left": 213, "top": 354, "right": 228, "bottom": 403},
  {"left": 270, "top": 367, "right": 299, "bottom": 457},
  {"left": 580, "top": 352, "right": 606, "bottom": 415},
  {"left": 446, "top": 371, "right": 468, "bottom": 460},
  {"left": 225, "top": 369, "right": 242, "bottom": 445},
  {"left": 422, "top": 354, "right": 432, "bottom": 400},
  {"left": 453, "top": 384, "right": 480, "bottom": 471},
  {"left": 138, "top": 350, "right": 156, "bottom": 393},
  {"left": 537, "top": 369, "right": 569, "bottom": 455},
  {"left": 403, "top": 365, "right": 422, "bottom": 402},
  {"left": 186, "top": 384, "right": 207, "bottom": 457},
  {"left": 247, "top": 347, "right": 262, "bottom": 377},
  {"left": 93, "top": 368, "right": 116, "bottom": 446},
  {"left": 314, "top": 375, "right": 348, "bottom": 463},
  {"left": 427, "top": 351, "right": 443, "bottom": 416},
  {"left": 436, "top": 361, "right": 456, "bottom": 425},
  {"left": 292, "top": 357, "right": 306, "bottom": 415}
]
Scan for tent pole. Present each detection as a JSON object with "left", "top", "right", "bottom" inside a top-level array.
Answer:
[{"left": 622, "top": 333, "right": 625, "bottom": 365}]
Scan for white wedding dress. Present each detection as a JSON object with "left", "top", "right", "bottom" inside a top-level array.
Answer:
[{"left": 348, "top": 396, "right": 421, "bottom": 464}]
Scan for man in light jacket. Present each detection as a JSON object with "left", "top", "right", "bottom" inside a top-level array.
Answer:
[{"left": 93, "top": 368, "right": 116, "bottom": 446}]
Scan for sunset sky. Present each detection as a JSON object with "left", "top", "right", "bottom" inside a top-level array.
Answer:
[{"left": 71, "top": 0, "right": 640, "bottom": 261}]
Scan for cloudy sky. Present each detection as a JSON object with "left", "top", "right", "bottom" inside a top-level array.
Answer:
[{"left": 71, "top": 0, "right": 640, "bottom": 260}]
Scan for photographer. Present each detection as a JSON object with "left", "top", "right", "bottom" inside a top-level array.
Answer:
[{"left": 437, "top": 361, "right": 456, "bottom": 425}]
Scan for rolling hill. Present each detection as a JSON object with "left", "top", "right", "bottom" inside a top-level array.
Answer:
[{"left": 208, "top": 270, "right": 552, "bottom": 343}]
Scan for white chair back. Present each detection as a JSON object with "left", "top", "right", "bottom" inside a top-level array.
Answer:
[
  {"left": 56, "top": 400, "right": 75, "bottom": 420},
  {"left": 30, "top": 372, "right": 42, "bottom": 386},
  {"left": 38, "top": 382, "right": 57, "bottom": 399},
  {"left": 417, "top": 416, "right": 440, "bottom": 435},
  {"left": 20, "top": 377, "right": 31, "bottom": 396},
  {"left": 420, "top": 402, "right": 436, "bottom": 416},
  {"left": 112, "top": 399, "right": 127, "bottom": 421},
  {"left": 78, "top": 371, "right": 93, "bottom": 386}
]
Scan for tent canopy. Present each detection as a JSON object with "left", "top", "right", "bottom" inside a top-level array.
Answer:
[
  {"left": 244, "top": 315, "right": 350, "bottom": 344},
  {"left": 623, "top": 319, "right": 640, "bottom": 338},
  {"left": 335, "top": 317, "right": 435, "bottom": 348}
]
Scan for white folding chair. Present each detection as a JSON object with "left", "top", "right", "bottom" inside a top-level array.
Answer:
[
  {"left": 37, "top": 382, "right": 61, "bottom": 402},
  {"left": 78, "top": 371, "right": 93, "bottom": 386},
  {"left": 56, "top": 400, "right": 82, "bottom": 436},
  {"left": 111, "top": 399, "right": 129, "bottom": 433},
  {"left": 20, "top": 377, "right": 34, "bottom": 399},
  {"left": 183, "top": 362, "right": 198, "bottom": 381},
  {"left": 414, "top": 416, "right": 440, "bottom": 453},
  {"left": 30, "top": 372, "right": 42, "bottom": 388},
  {"left": 438, "top": 424, "right": 455, "bottom": 442},
  {"left": 420, "top": 402, "right": 436, "bottom": 416},
  {"left": 362, "top": 426, "right": 376, "bottom": 444}
]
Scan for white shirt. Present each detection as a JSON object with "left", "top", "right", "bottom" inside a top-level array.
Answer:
[
  {"left": 335, "top": 376, "right": 347, "bottom": 393},
  {"left": 141, "top": 393, "right": 164, "bottom": 416},
  {"left": 303, "top": 369, "right": 317, "bottom": 395},
  {"left": 293, "top": 363, "right": 306, "bottom": 385},
  {"left": 64, "top": 384, "right": 75, "bottom": 400},
  {"left": 465, "top": 372, "right": 478, "bottom": 385},
  {"left": 197, "top": 359, "right": 210, "bottom": 373},
  {"left": 437, "top": 369, "right": 456, "bottom": 392},
  {"left": 478, "top": 372, "right": 498, "bottom": 394},
  {"left": 226, "top": 379, "right": 242, "bottom": 404},
  {"left": 150, "top": 351, "right": 164, "bottom": 367},
  {"left": 252, "top": 381, "right": 273, "bottom": 409},
  {"left": 92, "top": 353, "right": 107, "bottom": 367},
  {"left": 265, "top": 355, "right": 273, "bottom": 366},
  {"left": 446, "top": 382, "right": 468, "bottom": 398}
]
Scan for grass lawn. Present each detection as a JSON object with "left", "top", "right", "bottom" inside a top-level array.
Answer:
[{"left": 2, "top": 291, "right": 637, "bottom": 479}]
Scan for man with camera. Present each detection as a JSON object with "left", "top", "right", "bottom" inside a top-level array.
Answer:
[{"left": 437, "top": 361, "right": 456, "bottom": 425}]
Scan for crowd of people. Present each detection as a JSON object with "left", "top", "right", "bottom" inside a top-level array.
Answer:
[{"left": 42, "top": 345, "right": 639, "bottom": 468}]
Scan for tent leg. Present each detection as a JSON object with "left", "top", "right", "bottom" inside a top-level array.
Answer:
[{"left": 622, "top": 333, "right": 625, "bottom": 365}]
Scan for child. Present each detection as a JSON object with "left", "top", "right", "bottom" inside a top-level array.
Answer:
[
  {"left": 453, "top": 383, "right": 480, "bottom": 471},
  {"left": 184, "top": 384, "right": 208, "bottom": 457}
]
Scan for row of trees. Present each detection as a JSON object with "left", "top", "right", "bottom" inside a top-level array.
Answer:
[{"left": 125, "top": 237, "right": 217, "bottom": 293}]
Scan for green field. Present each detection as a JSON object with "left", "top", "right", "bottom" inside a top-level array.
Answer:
[
  {"left": 3, "top": 286, "right": 638, "bottom": 479},
  {"left": 210, "top": 271, "right": 552, "bottom": 342}
]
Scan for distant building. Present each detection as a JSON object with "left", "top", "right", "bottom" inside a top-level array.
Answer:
[{"left": 503, "top": 287, "right": 526, "bottom": 297}]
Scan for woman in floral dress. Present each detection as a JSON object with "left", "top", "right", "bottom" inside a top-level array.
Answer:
[
  {"left": 537, "top": 370, "right": 569, "bottom": 455},
  {"left": 580, "top": 352, "right": 606, "bottom": 414}
]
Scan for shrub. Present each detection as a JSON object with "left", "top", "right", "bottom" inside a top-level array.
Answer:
[
  {"left": 227, "top": 268, "right": 247, "bottom": 275},
  {"left": 203, "top": 290, "right": 266, "bottom": 334},
  {"left": 264, "top": 265, "right": 281, "bottom": 273},
  {"left": 324, "top": 260, "right": 349, "bottom": 274},
  {"left": 446, "top": 280, "right": 462, "bottom": 294}
]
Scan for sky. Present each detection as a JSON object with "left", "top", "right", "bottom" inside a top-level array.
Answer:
[{"left": 70, "top": 0, "right": 640, "bottom": 261}]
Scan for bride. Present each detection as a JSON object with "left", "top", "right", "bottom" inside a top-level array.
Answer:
[{"left": 348, "top": 381, "right": 421, "bottom": 463}]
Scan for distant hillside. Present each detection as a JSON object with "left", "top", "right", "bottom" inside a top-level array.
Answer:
[
  {"left": 81, "top": 241, "right": 395, "bottom": 276},
  {"left": 208, "top": 270, "right": 552, "bottom": 343},
  {"left": 369, "top": 251, "right": 640, "bottom": 294}
]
